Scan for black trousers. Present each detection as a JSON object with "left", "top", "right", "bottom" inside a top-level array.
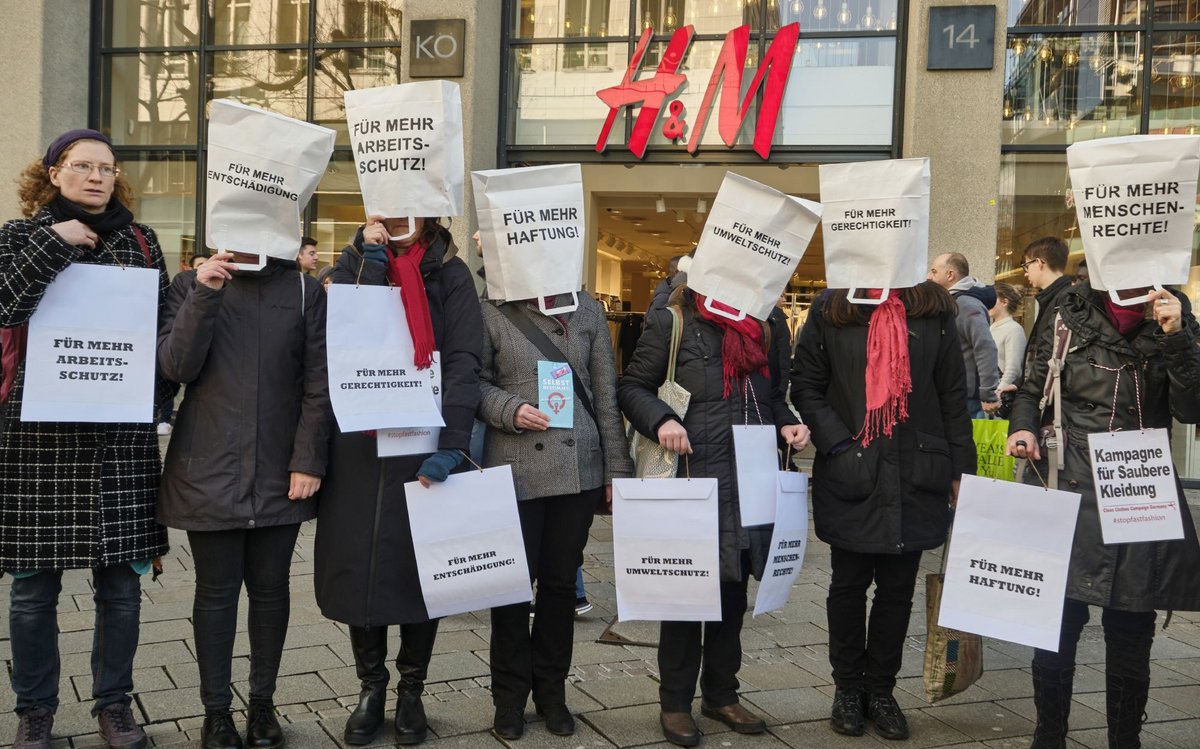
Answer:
[
  {"left": 827, "top": 546, "right": 923, "bottom": 694},
  {"left": 658, "top": 572, "right": 751, "bottom": 712},
  {"left": 490, "top": 487, "right": 599, "bottom": 708},
  {"left": 188, "top": 524, "right": 301, "bottom": 713},
  {"left": 1033, "top": 599, "right": 1156, "bottom": 680}
]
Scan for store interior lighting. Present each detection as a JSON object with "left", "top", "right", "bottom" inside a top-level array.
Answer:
[
  {"left": 655, "top": 196, "right": 666, "bottom": 213},
  {"left": 697, "top": 198, "right": 707, "bottom": 213}
]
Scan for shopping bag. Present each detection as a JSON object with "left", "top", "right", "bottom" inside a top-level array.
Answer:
[
  {"left": 405, "top": 465, "right": 532, "bottom": 618},
  {"left": 20, "top": 264, "right": 159, "bottom": 423},
  {"left": 688, "top": 173, "right": 821, "bottom": 321},
  {"left": 377, "top": 356, "right": 442, "bottom": 457},
  {"left": 325, "top": 285, "right": 443, "bottom": 433},
  {"left": 972, "top": 418, "right": 1016, "bottom": 481},
  {"left": 752, "top": 471, "right": 809, "bottom": 616},
  {"left": 938, "top": 475, "right": 1081, "bottom": 650},
  {"left": 629, "top": 306, "right": 690, "bottom": 479},
  {"left": 819, "top": 158, "right": 929, "bottom": 303},
  {"left": 923, "top": 568, "right": 984, "bottom": 703},
  {"left": 472, "top": 164, "right": 585, "bottom": 314},
  {"left": 732, "top": 425, "right": 779, "bottom": 526},
  {"left": 205, "top": 99, "right": 336, "bottom": 270},
  {"left": 1067, "top": 134, "right": 1200, "bottom": 305},
  {"left": 612, "top": 477, "right": 721, "bottom": 621},
  {"left": 345, "top": 81, "right": 465, "bottom": 222}
]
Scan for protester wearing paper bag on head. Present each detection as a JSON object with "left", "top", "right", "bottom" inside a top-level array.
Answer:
[
  {"left": 619, "top": 175, "right": 813, "bottom": 748},
  {"left": 1004, "top": 134, "right": 1200, "bottom": 749},
  {"left": 313, "top": 214, "right": 482, "bottom": 747},
  {"left": 0, "top": 129, "right": 173, "bottom": 749}
]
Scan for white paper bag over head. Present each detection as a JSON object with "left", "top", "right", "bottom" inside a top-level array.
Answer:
[
  {"left": 345, "top": 81, "right": 465, "bottom": 220},
  {"left": 205, "top": 100, "right": 335, "bottom": 268},
  {"left": 687, "top": 173, "right": 822, "bottom": 321},
  {"left": 472, "top": 164, "right": 585, "bottom": 314},
  {"left": 1067, "top": 134, "right": 1200, "bottom": 305},
  {"left": 819, "top": 158, "right": 930, "bottom": 299}
]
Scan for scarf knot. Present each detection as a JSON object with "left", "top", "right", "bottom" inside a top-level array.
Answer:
[
  {"left": 856, "top": 294, "right": 911, "bottom": 445},
  {"left": 384, "top": 240, "right": 435, "bottom": 369},
  {"left": 693, "top": 296, "right": 770, "bottom": 399}
]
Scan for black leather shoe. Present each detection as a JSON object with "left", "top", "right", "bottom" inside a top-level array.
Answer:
[
  {"left": 202, "top": 713, "right": 244, "bottom": 749},
  {"left": 699, "top": 701, "right": 766, "bottom": 734},
  {"left": 245, "top": 701, "right": 284, "bottom": 748},
  {"left": 867, "top": 693, "right": 909, "bottom": 741},
  {"left": 830, "top": 687, "right": 866, "bottom": 737},
  {"left": 536, "top": 703, "right": 575, "bottom": 736},
  {"left": 343, "top": 687, "right": 386, "bottom": 745},
  {"left": 492, "top": 706, "right": 525, "bottom": 740},
  {"left": 659, "top": 711, "right": 700, "bottom": 747},
  {"left": 394, "top": 694, "right": 428, "bottom": 745}
]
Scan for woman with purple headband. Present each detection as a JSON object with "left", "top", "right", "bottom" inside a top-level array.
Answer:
[{"left": 0, "top": 129, "right": 173, "bottom": 749}]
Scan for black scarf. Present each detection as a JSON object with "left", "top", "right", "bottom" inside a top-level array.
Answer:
[{"left": 47, "top": 194, "right": 134, "bottom": 235}]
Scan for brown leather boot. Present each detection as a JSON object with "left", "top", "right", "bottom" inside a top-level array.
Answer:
[
  {"left": 660, "top": 711, "right": 700, "bottom": 747},
  {"left": 700, "top": 701, "right": 767, "bottom": 734}
]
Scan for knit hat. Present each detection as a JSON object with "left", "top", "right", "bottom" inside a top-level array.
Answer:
[{"left": 43, "top": 129, "right": 112, "bottom": 170}]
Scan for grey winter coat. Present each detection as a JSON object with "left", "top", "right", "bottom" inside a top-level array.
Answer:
[
  {"left": 618, "top": 294, "right": 799, "bottom": 582},
  {"left": 950, "top": 278, "right": 1000, "bottom": 403},
  {"left": 478, "top": 295, "right": 632, "bottom": 500},
  {"left": 1009, "top": 283, "right": 1200, "bottom": 612},
  {"left": 157, "top": 260, "right": 331, "bottom": 531}
]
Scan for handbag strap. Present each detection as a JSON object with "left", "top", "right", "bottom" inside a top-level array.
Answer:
[
  {"left": 131, "top": 225, "right": 152, "bottom": 267},
  {"left": 665, "top": 304, "right": 683, "bottom": 383},
  {"left": 497, "top": 301, "right": 599, "bottom": 431},
  {"left": 1035, "top": 312, "right": 1072, "bottom": 489}
]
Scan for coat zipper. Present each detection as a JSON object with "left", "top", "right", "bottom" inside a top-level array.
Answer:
[{"left": 364, "top": 460, "right": 386, "bottom": 628}]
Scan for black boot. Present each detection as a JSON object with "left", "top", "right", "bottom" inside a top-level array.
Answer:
[
  {"left": 202, "top": 713, "right": 244, "bottom": 749},
  {"left": 1030, "top": 664, "right": 1074, "bottom": 749},
  {"left": 344, "top": 626, "right": 389, "bottom": 746},
  {"left": 245, "top": 700, "right": 284, "bottom": 748},
  {"left": 393, "top": 621, "right": 438, "bottom": 745},
  {"left": 1106, "top": 674, "right": 1149, "bottom": 749}
]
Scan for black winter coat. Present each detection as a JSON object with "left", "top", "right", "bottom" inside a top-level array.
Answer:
[
  {"left": 791, "top": 295, "right": 976, "bottom": 554},
  {"left": 1009, "top": 283, "right": 1200, "bottom": 612},
  {"left": 618, "top": 295, "right": 799, "bottom": 582},
  {"left": 157, "top": 259, "right": 331, "bottom": 531},
  {"left": 314, "top": 227, "right": 483, "bottom": 627}
]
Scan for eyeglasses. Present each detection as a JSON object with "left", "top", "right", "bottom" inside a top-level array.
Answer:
[
  {"left": 1019, "top": 258, "right": 1041, "bottom": 271},
  {"left": 59, "top": 161, "right": 120, "bottom": 179}
]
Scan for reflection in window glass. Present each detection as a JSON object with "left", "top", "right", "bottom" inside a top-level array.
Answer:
[
  {"left": 769, "top": 0, "right": 898, "bottom": 33},
  {"left": 777, "top": 38, "right": 895, "bottom": 146},
  {"left": 118, "top": 154, "right": 197, "bottom": 273},
  {"left": 105, "top": 0, "right": 200, "bottom": 48},
  {"left": 1007, "top": 0, "right": 1142, "bottom": 27},
  {"left": 995, "top": 153, "right": 1079, "bottom": 282},
  {"left": 313, "top": 48, "right": 402, "bottom": 146},
  {"left": 316, "top": 0, "right": 404, "bottom": 42},
  {"left": 509, "top": 43, "right": 629, "bottom": 146},
  {"left": 635, "top": 0, "right": 746, "bottom": 35},
  {"left": 211, "top": 0, "right": 311, "bottom": 46},
  {"left": 513, "top": 0, "right": 632, "bottom": 37},
  {"left": 310, "top": 153, "right": 367, "bottom": 259},
  {"left": 208, "top": 51, "right": 308, "bottom": 120},
  {"left": 1002, "top": 32, "right": 1142, "bottom": 146},
  {"left": 103, "top": 53, "right": 199, "bottom": 147},
  {"left": 1149, "top": 32, "right": 1200, "bottom": 134}
]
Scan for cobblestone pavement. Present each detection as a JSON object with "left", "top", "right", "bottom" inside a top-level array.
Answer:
[{"left": 3, "top": 490, "right": 1200, "bottom": 748}]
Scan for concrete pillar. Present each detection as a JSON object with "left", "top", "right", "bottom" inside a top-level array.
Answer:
[
  {"left": 903, "top": 1, "right": 1008, "bottom": 282},
  {"left": 0, "top": 0, "right": 90, "bottom": 219}
]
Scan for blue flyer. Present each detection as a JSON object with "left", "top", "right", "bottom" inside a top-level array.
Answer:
[{"left": 538, "top": 360, "right": 574, "bottom": 429}]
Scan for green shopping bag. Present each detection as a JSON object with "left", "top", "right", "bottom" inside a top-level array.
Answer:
[{"left": 972, "top": 419, "right": 1016, "bottom": 481}]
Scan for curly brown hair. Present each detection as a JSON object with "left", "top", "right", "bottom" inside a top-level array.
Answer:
[{"left": 15, "top": 140, "right": 134, "bottom": 218}]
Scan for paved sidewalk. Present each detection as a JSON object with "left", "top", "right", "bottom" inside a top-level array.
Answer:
[{"left": 3, "top": 495, "right": 1200, "bottom": 748}]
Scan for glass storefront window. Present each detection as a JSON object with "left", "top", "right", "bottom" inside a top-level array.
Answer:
[
  {"left": 769, "top": 0, "right": 899, "bottom": 33},
  {"left": 316, "top": 0, "right": 405, "bottom": 43},
  {"left": 105, "top": 0, "right": 201, "bottom": 48},
  {"left": 508, "top": 43, "right": 630, "bottom": 146},
  {"left": 211, "top": 0, "right": 311, "bottom": 46},
  {"left": 208, "top": 51, "right": 309, "bottom": 120},
  {"left": 119, "top": 154, "right": 198, "bottom": 273},
  {"left": 102, "top": 53, "right": 200, "bottom": 147},
  {"left": 1149, "top": 32, "right": 1200, "bottom": 134},
  {"left": 313, "top": 48, "right": 403, "bottom": 146},
  {"left": 636, "top": 0, "right": 753, "bottom": 35},
  {"left": 512, "top": 1, "right": 633, "bottom": 38},
  {"left": 777, "top": 37, "right": 895, "bottom": 145},
  {"left": 310, "top": 152, "right": 367, "bottom": 260},
  {"left": 1008, "top": 1, "right": 1142, "bottom": 27},
  {"left": 995, "top": 153, "right": 1079, "bottom": 281},
  {"left": 1003, "top": 32, "right": 1143, "bottom": 146},
  {"left": 646, "top": 39, "right": 758, "bottom": 147},
  {"left": 1156, "top": 2, "right": 1200, "bottom": 24}
]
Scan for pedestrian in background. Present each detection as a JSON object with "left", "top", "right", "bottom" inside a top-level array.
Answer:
[{"left": 989, "top": 281, "right": 1027, "bottom": 396}]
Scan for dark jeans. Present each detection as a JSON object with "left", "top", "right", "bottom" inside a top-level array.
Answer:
[
  {"left": 1033, "top": 599, "right": 1156, "bottom": 681},
  {"left": 827, "top": 547, "right": 923, "bottom": 694},
  {"left": 188, "top": 523, "right": 300, "bottom": 713},
  {"left": 8, "top": 565, "right": 142, "bottom": 715},
  {"left": 490, "top": 487, "right": 599, "bottom": 708},
  {"left": 658, "top": 572, "right": 751, "bottom": 712}
]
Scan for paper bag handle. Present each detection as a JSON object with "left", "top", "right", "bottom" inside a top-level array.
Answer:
[
  {"left": 847, "top": 287, "right": 889, "bottom": 306},
  {"left": 703, "top": 295, "right": 747, "bottom": 321},
  {"left": 388, "top": 215, "right": 418, "bottom": 242},
  {"left": 538, "top": 291, "right": 580, "bottom": 316},
  {"left": 1108, "top": 284, "right": 1163, "bottom": 307}
]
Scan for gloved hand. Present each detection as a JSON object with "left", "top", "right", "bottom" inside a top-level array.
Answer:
[
  {"left": 417, "top": 449, "right": 464, "bottom": 486},
  {"left": 361, "top": 243, "right": 389, "bottom": 266}
]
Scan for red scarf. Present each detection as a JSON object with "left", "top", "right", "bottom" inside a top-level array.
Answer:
[
  {"left": 1103, "top": 297, "right": 1145, "bottom": 335},
  {"left": 856, "top": 293, "right": 911, "bottom": 446},
  {"left": 694, "top": 296, "right": 769, "bottom": 398},
  {"left": 385, "top": 240, "right": 435, "bottom": 369}
]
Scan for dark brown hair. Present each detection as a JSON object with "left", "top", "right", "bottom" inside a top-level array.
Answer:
[
  {"left": 15, "top": 140, "right": 133, "bottom": 218},
  {"left": 821, "top": 281, "right": 956, "bottom": 327},
  {"left": 1023, "top": 236, "right": 1068, "bottom": 272},
  {"left": 994, "top": 282, "right": 1022, "bottom": 315}
]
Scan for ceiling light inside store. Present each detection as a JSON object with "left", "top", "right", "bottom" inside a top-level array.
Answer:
[
  {"left": 655, "top": 197, "right": 666, "bottom": 213},
  {"left": 696, "top": 198, "right": 707, "bottom": 214},
  {"left": 675, "top": 211, "right": 686, "bottom": 223},
  {"left": 605, "top": 234, "right": 616, "bottom": 247}
]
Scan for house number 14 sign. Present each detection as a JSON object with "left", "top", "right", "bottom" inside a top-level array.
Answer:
[{"left": 927, "top": 5, "right": 996, "bottom": 71}]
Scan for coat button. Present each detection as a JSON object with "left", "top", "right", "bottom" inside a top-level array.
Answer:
[
  {"left": 248, "top": 520, "right": 256, "bottom": 528},
  {"left": 1126, "top": 406, "right": 1137, "bottom": 415},
  {"left": 1068, "top": 480, "right": 1079, "bottom": 489},
  {"left": 1085, "top": 402, "right": 1096, "bottom": 410},
  {"left": 554, "top": 329, "right": 564, "bottom": 335},
  {"left": 565, "top": 438, "right": 575, "bottom": 447},
  {"left": 535, "top": 442, "right": 544, "bottom": 451}
]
